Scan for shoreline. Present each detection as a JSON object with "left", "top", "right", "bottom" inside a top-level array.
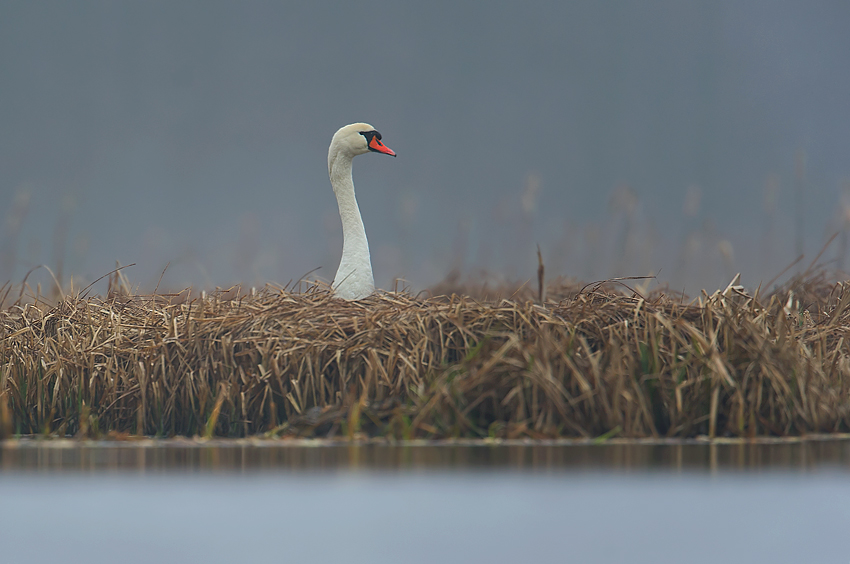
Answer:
[{"left": 4, "top": 432, "right": 850, "bottom": 448}]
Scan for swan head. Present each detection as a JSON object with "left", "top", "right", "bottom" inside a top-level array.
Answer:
[{"left": 329, "top": 122, "right": 396, "bottom": 165}]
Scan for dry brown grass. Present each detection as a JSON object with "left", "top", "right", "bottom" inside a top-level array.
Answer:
[{"left": 1, "top": 274, "right": 850, "bottom": 439}]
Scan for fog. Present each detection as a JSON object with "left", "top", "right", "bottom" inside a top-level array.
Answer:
[{"left": 2, "top": 1, "right": 849, "bottom": 294}]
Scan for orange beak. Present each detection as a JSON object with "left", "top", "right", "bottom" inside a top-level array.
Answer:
[{"left": 369, "top": 136, "right": 396, "bottom": 157}]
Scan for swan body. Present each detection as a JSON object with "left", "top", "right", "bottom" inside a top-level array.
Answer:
[{"left": 328, "top": 123, "right": 396, "bottom": 300}]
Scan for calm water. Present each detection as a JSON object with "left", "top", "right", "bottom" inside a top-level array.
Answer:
[{"left": 2, "top": 440, "right": 849, "bottom": 564}]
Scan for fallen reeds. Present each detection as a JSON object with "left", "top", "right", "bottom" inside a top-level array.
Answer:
[{"left": 1, "top": 275, "right": 849, "bottom": 439}]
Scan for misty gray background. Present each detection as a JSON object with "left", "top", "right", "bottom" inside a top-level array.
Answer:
[{"left": 2, "top": 1, "right": 849, "bottom": 295}]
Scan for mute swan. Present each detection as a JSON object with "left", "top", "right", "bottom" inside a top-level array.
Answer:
[{"left": 327, "top": 123, "right": 396, "bottom": 300}]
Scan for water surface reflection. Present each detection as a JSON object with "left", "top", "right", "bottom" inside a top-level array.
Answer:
[
  {"left": 2, "top": 439, "right": 849, "bottom": 564},
  {"left": 2, "top": 438, "right": 849, "bottom": 473}
]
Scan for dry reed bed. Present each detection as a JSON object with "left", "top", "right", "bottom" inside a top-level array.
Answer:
[{"left": 1, "top": 278, "right": 849, "bottom": 439}]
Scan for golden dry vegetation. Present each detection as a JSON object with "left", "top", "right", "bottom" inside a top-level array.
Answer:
[{"left": 1, "top": 274, "right": 849, "bottom": 440}]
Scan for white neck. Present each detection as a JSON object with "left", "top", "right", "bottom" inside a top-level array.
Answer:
[{"left": 329, "top": 153, "right": 375, "bottom": 300}]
